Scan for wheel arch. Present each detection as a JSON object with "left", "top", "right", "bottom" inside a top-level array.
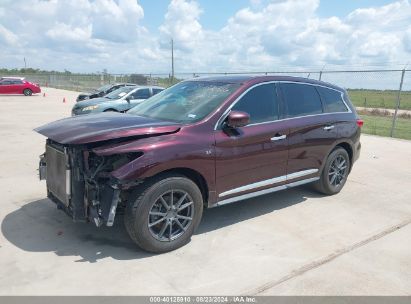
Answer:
[
  {"left": 145, "top": 167, "right": 209, "bottom": 207},
  {"left": 103, "top": 108, "right": 118, "bottom": 112},
  {"left": 319, "top": 141, "right": 354, "bottom": 175},
  {"left": 335, "top": 142, "right": 354, "bottom": 172}
]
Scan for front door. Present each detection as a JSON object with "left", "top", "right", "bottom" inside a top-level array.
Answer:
[
  {"left": 11, "top": 80, "right": 24, "bottom": 94},
  {"left": 0, "top": 80, "right": 13, "bottom": 94},
  {"left": 214, "top": 83, "right": 289, "bottom": 203}
]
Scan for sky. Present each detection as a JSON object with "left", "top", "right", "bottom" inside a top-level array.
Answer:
[{"left": 0, "top": 0, "right": 410, "bottom": 74}]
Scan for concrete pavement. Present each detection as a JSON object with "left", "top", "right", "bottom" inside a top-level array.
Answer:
[{"left": 0, "top": 88, "right": 410, "bottom": 295}]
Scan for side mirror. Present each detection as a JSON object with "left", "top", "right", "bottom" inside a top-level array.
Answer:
[
  {"left": 125, "top": 96, "right": 131, "bottom": 102},
  {"left": 226, "top": 111, "right": 250, "bottom": 128}
]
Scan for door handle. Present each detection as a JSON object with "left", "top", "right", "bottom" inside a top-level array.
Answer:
[
  {"left": 324, "top": 125, "right": 335, "bottom": 131},
  {"left": 271, "top": 134, "right": 287, "bottom": 141}
]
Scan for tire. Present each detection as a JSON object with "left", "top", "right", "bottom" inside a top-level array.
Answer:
[
  {"left": 313, "top": 147, "right": 350, "bottom": 195},
  {"left": 23, "top": 89, "right": 32, "bottom": 96},
  {"left": 104, "top": 109, "right": 118, "bottom": 112},
  {"left": 124, "top": 174, "right": 203, "bottom": 253}
]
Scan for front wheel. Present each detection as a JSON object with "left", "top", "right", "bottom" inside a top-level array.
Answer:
[
  {"left": 124, "top": 175, "right": 203, "bottom": 253},
  {"left": 313, "top": 147, "right": 350, "bottom": 195},
  {"left": 23, "top": 89, "right": 32, "bottom": 96}
]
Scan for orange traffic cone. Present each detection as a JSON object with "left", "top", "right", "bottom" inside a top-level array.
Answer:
[{"left": 63, "top": 97, "right": 66, "bottom": 103}]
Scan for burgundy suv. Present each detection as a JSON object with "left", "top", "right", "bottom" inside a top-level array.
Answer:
[{"left": 36, "top": 76, "right": 362, "bottom": 253}]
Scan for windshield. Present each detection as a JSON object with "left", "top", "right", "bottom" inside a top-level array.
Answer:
[
  {"left": 128, "top": 81, "right": 240, "bottom": 123},
  {"left": 94, "top": 84, "right": 113, "bottom": 93},
  {"left": 105, "top": 86, "right": 135, "bottom": 99}
]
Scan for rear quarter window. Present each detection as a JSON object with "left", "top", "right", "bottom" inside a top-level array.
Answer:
[
  {"left": 280, "top": 83, "right": 323, "bottom": 118},
  {"left": 317, "top": 87, "right": 349, "bottom": 113}
]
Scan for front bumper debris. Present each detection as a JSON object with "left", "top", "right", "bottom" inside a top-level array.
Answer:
[{"left": 39, "top": 141, "right": 123, "bottom": 227}]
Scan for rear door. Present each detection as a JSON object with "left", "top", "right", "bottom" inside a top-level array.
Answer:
[
  {"left": 12, "top": 80, "right": 25, "bottom": 94},
  {"left": 215, "top": 83, "right": 289, "bottom": 202},
  {"left": 279, "top": 82, "right": 340, "bottom": 182}
]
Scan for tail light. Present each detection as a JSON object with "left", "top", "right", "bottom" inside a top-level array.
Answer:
[{"left": 357, "top": 119, "right": 364, "bottom": 128}]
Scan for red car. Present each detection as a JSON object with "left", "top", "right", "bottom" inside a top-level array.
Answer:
[{"left": 0, "top": 77, "right": 41, "bottom": 96}]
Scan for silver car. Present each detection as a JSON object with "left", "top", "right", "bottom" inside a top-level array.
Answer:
[{"left": 72, "top": 85, "right": 164, "bottom": 116}]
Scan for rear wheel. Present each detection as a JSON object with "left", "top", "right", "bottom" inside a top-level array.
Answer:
[
  {"left": 124, "top": 175, "right": 203, "bottom": 253},
  {"left": 23, "top": 89, "right": 32, "bottom": 96},
  {"left": 313, "top": 147, "right": 350, "bottom": 195},
  {"left": 104, "top": 109, "right": 118, "bottom": 112}
]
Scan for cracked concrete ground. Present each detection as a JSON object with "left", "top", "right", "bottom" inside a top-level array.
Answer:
[{"left": 0, "top": 88, "right": 410, "bottom": 295}]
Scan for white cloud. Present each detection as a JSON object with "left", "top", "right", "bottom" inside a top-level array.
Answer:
[
  {"left": 159, "top": 0, "right": 204, "bottom": 51},
  {"left": 0, "top": 24, "right": 19, "bottom": 46},
  {"left": 46, "top": 23, "right": 92, "bottom": 42},
  {"left": 161, "top": 0, "right": 411, "bottom": 72},
  {"left": 0, "top": 0, "right": 411, "bottom": 73}
]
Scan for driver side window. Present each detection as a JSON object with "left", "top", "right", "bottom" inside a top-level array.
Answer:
[
  {"left": 132, "top": 88, "right": 150, "bottom": 99},
  {"left": 232, "top": 83, "right": 279, "bottom": 124}
]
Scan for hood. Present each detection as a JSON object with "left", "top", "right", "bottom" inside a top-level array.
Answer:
[
  {"left": 77, "top": 91, "right": 101, "bottom": 100},
  {"left": 78, "top": 93, "right": 91, "bottom": 98},
  {"left": 73, "top": 97, "right": 110, "bottom": 109},
  {"left": 77, "top": 93, "right": 91, "bottom": 102},
  {"left": 34, "top": 112, "right": 181, "bottom": 145}
]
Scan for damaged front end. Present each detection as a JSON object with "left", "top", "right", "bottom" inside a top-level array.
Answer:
[{"left": 39, "top": 139, "right": 142, "bottom": 227}]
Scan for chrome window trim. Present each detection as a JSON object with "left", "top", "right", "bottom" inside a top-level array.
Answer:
[
  {"left": 216, "top": 177, "right": 320, "bottom": 206},
  {"left": 214, "top": 81, "right": 277, "bottom": 130},
  {"left": 219, "top": 175, "right": 286, "bottom": 198},
  {"left": 219, "top": 168, "right": 318, "bottom": 198},
  {"left": 286, "top": 168, "right": 318, "bottom": 180},
  {"left": 214, "top": 80, "right": 351, "bottom": 130}
]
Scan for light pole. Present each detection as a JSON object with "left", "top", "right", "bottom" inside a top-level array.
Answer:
[{"left": 171, "top": 39, "right": 174, "bottom": 83}]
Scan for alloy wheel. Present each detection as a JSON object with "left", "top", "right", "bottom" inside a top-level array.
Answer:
[
  {"left": 148, "top": 190, "right": 194, "bottom": 242},
  {"left": 328, "top": 155, "right": 348, "bottom": 187}
]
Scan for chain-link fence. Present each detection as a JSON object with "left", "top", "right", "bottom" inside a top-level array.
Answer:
[{"left": 2, "top": 69, "right": 410, "bottom": 140}]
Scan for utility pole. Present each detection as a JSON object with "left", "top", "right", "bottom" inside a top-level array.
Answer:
[
  {"left": 24, "top": 57, "right": 27, "bottom": 69},
  {"left": 390, "top": 69, "right": 406, "bottom": 137},
  {"left": 171, "top": 38, "right": 174, "bottom": 84}
]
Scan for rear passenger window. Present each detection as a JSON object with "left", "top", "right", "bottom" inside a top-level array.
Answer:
[
  {"left": 280, "top": 83, "right": 323, "bottom": 118},
  {"left": 232, "top": 83, "right": 278, "bottom": 124},
  {"left": 317, "top": 87, "right": 348, "bottom": 113}
]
